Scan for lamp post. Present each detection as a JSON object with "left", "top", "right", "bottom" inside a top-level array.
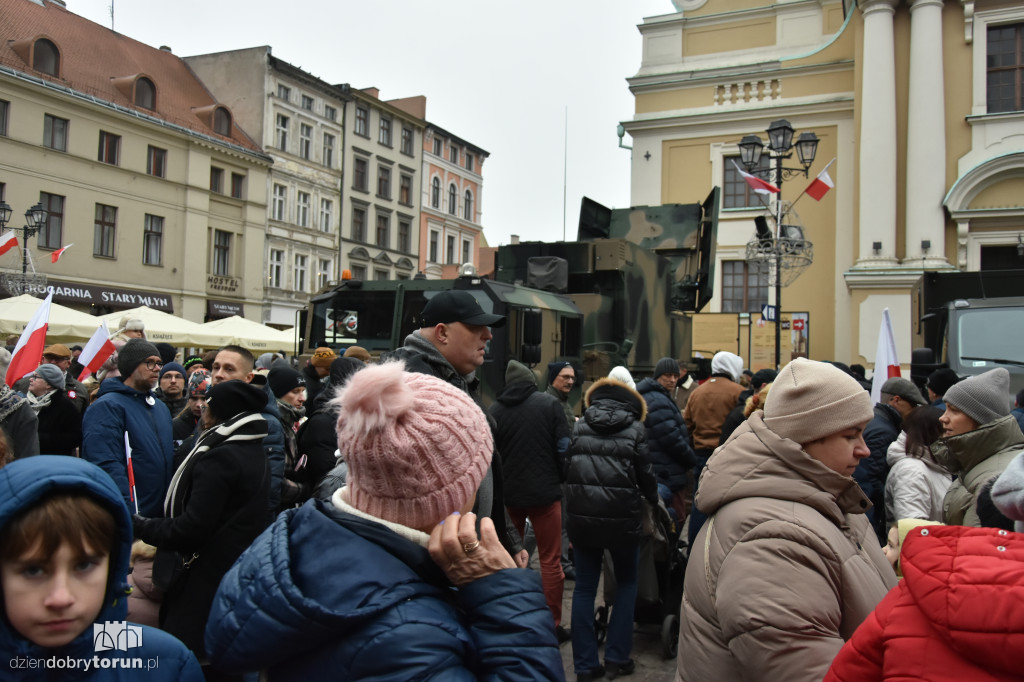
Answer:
[
  {"left": 738, "top": 119, "right": 819, "bottom": 369},
  {"left": 0, "top": 200, "right": 49, "bottom": 295}
]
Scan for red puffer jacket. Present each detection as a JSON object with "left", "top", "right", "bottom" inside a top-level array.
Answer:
[{"left": 825, "top": 525, "right": 1024, "bottom": 682}]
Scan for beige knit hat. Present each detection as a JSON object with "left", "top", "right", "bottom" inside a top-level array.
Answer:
[{"left": 763, "top": 357, "right": 874, "bottom": 444}]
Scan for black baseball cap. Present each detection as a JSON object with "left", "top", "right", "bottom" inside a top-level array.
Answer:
[{"left": 420, "top": 290, "right": 506, "bottom": 328}]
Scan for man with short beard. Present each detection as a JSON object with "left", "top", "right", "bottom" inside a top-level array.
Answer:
[{"left": 81, "top": 338, "right": 174, "bottom": 516}]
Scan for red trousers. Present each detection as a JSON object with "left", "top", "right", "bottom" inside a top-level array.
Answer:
[{"left": 508, "top": 501, "right": 564, "bottom": 626}]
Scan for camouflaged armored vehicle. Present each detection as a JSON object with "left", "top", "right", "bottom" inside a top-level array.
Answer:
[{"left": 301, "top": 188, "right": 718, "bottom": 406}]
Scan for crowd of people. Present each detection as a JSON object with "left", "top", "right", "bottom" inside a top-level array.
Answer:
[{"left": 1, "top": 298, "right": 1024, "bottom": 681}]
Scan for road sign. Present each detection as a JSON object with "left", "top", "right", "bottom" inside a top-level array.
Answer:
[
  {"left": 761, "top": 304, "right": 777, "bottom": 322},
  {"left": 793, "top": 319, "right": 805, "bottom": 331}
]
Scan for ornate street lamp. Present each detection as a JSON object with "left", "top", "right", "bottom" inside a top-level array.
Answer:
[
  {"left": 739, "top": 119, "right": 820, "bottom": 369},
  {"left": 0, "top": 201, "right": 49, "bottom": 296}
]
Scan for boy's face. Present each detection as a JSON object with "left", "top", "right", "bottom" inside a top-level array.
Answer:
[{"left": 1, "top": 541, "right": 109, "bottom": 648}]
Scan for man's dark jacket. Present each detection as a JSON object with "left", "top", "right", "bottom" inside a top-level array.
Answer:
[{"left": 636, "top": 377, "right": 697, "bottom": 491}]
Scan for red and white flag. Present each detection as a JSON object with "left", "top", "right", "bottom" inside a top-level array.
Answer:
[
  {"left": 0, "top": 231, "right": 18, "bottom": 257},
  {"left": 77, "top": 321, "right": 116, "bottom": 382},
  {"left": 805, "top": 159, "right": 836, "bottom": 201},
  {"left": 870, "top": 308, "right": 901, "bottom": 405},
  {"left": 732, "top": 161, "right": 779, "bottom": 194},
  {"left": 50, "top": 243, "right": 73, "bottom": 263},
  {"left": 5, "top": 292, "right": 52, "bottom": 387}
]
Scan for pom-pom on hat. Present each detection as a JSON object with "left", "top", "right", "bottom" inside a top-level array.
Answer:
[
  {"left": 334, "top": 361, "right": 492, "bottom": 529},
  {"left": 763, "top": 357, "right": 874, "bottom": 445},
  {"left": 942, "top": 367, "right": 1011, "bottom": 426}
]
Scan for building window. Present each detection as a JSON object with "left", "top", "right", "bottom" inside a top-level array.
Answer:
[
  {"left": 231, "top": 173, "right": 244, "bottom": 199},
  {"left": 433, "top": 137, "right": 443, "bottom": 156},
  {"left": 296, "top": 191, "right": 310, "bottom": 227},
  {"left": 272, "top": 184, "right": 287, "bottom": 221},
  {"left": 275, "top": 114, "right": 289, "bottom": 150},
  {"left": 463, "top": 190, "right": 473, "bottom": 221},
  {"left": 987, "top": 23, "right": 1024, "bottom": 113},
  {"left": 38, "top": 192, "right": 64, "bottom": 249},
  {"left": 375, "top": 213, "right": 389, "bottom": 248},
  {"left": 318, "top": 258, "right": 332, "bottom": 289},
  {"left": 93, "top": 204, "right": 117, "bottom": 258},
  {"left": 723, "top": 155, "right": 771, "bottom": 209},
  {"left": 355, "top": 105, "right": 369, "bottom": 137},
  {"left": 449, "top": 146, "right": 458, "bottom": 164},
  {"left": 431, "top": 177, "right": 441, "bottom": 208},
  {"left": 146, "top": 146, "right": 166, "bottom": 178},
  {"left": 210, "top": 167, "right": 224, "bottom": 193},
  {"left": 299, "top": 123, "right": 312, "bottom": 160},
  {"left": 213, "top": 230, "right": 231, "bottom": 276},
  {"left": 429, "top": 230, "right": 439, "bottom": 262},
  {"left": 375, "top": 269, "right": 389, "bottom": 281},
  {"left": 401, "top": 126, "right": 413, "bottom": 155},
  {"left": 269, "top": 249, "right": 283, "bottom": 288},
  {"left": 277, "top": 84, "right": 291, "bottom": 101},
  {"left": 0, "top": 100, "right": 8, "bottom": 136},
  {"left": 324, "top": 104, "right": 337, "bottom": 121},
  {"left": 466, "top": 153, "right": 474, "bottom": 172},
  {"left": 462, "top": 238, "right": 472, "bottom": 265},
  {"left": 379, "top": 117, "right": 392, "bottom": 146},
  {"left": 43, "top": 114, "right": 68, "bottom": 151},
  {"left": 323, "top": 133, "right": 335, "bottom": 168},
  {"left": 352, "top": 207, "right": 366, "bottom": 242},
  {"left": 33, "top": 39, "right": 59, "bottom": 77},
  {"left": 377, "top": 166, "right": 391, "bottom": 199},
  {"left": 400, "top": 174, "right": 413, "bottom": 205},
  {"left": 134, "top": 77, "right": 155, "bottom": 110},
  {"left": 301, "top": 95, "right": 314, "bottom": 111},
  {"left": 213, "top": 108, "right": 232, "bottom": 136},
  {"left": 398, "top": 220, "right": 411, "bottom": 252},
  {"left": 319, "top": 198, "right": 333, "bottom": 232},
  {"left": 721, "top": 260, "right": 769, "bottom": 313},
  {"left": 448, "top": 184, "right": 457, "bottom": 215},
  {"left": 446, "top": 235, "right": 456, "bottom": 264},
  {"left": 353, "top": 157, "right": 368, "bottom": 191},
  {"left": 98, "top": 131, "right": 120, "bottom": 165},
  {"left": 143, "top": 214, "right": 163, "bottom": 265},
  {"left": 294, "top": 254, "right": 308, "bottom": 292},
  {"left": 351, "top": 264, "right": 367, "bottom": 280}
]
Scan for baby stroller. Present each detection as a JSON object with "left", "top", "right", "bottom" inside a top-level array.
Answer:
[{"left": 594, "top": 498, "right": 686, "bottom": 659}]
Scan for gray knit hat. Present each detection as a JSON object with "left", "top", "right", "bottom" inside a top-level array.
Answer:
[
  {"left": 654, "top": 357, "right": 680, "bottom": 379},
  {"left": 34, "top": 364, "right": 65, "bottom": 390},
  {"left": 117, "top": 338, "right": 161, "bottom": 378},
  {"left": 942, "top": 367, "right": 1011, "bottom": 426},
  {"left": 763, "top": 357, "right": 874, "bottom": 445}
]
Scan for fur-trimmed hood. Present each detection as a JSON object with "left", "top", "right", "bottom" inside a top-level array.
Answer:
[{"left": 584, "top": 376, "right": 647, "bottom": 423}]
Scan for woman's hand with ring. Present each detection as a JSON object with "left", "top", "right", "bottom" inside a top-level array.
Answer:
[{"left": 428, "top": 512, "right": 515, "bottom": 586}]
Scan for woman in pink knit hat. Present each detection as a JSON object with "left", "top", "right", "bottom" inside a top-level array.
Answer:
[{"left": 205, "top": 361, "right": 563, "bottom": 680}]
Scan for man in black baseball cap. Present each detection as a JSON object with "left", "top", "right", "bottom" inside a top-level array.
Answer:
[{"left": 419, "top": 289, "right": 507, "bottom": 328}]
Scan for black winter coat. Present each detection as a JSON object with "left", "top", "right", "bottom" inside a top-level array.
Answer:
[
  {"left": 566, "top": 378, "right": 658, "bottom": 549},
  {"left": 636, "top": 377, "right": 697, "bottom": 490},
  {"left": 134, "top": 413, "right": 270, "bottom": 655},
  {"left": 488, "top": 381, "right": 570, "bottom": 508},
  {"left": 36, "top": 390, "right": 82, "bottom": 456},
  {"left": 854, "top": 403, "right": 902, "bottom": 498}
]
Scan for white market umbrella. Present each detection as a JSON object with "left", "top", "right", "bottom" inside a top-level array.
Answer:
[
  {"left": 199, "top": 316, "right": 294, "bottom": 352},
  {"left": 99, "top": 306, "right": 225, "bottom": 348},
  {"left": 0, "top": 294, "right": 99, "bottom": 343}
]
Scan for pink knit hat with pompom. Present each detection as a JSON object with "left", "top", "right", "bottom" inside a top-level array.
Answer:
[{"left": 334, "top": 361, "right": 492, "bottom": 528}]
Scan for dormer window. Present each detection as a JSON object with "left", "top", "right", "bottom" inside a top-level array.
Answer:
[
  {"left": 213, "top": 107, "right": 231, "bottom": 136},
  {"left": 33, "top": 39, "right": 59, "bottom": 77},
  {"left": 134, "top": 77, "right": 155, "bottom": 110}
]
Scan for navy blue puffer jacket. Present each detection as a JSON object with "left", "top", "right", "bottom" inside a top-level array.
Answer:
[
  {"left": 205, "top": 499, "right": 564, "bottom": 681},
  {"left": 566, "top": 378, "right": 659, "bottom": 549},
  {"left": 636, "top": 377, "right": 697, "bottom": 491}
]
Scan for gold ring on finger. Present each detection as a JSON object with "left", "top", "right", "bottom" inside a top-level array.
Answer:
[{"left": 462, "top": 540, "right": 480, "bottom": 554}]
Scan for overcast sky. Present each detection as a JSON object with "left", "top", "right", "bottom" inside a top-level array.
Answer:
[{"left": 69, "top": 0, "right": 674, "bottom": 246}]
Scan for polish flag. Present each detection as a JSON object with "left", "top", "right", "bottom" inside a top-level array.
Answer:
[
  {"left": 0, "top": 231, "right": 18, "bottom": 257},
  {"left": 805, "top": 159, "right": 836, "bottom": 201},
  {"left": 870, "top": 308, "right": 901, "bottom": 405},
  {"left": 732, "top": 161, "right": 779, "bottom": 194},
  {"left": 77, "top": 321, "right": 116, "bottom": 382},
  {"left": 5, "top": 292, "right": 52, "bottom": 387},
  {"left": 50, "top": 243, "right": 73, "bottom": 263}
]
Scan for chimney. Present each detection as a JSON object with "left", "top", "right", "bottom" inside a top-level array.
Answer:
[
  {"left": 511, "top": 234, "right": 520, "bottom": 245},
  {"left": 159, "top": 45, "right": 173, "bottom": 53},
  {"left": 361, "top": 87, "right": 380, "bottom": 99}
]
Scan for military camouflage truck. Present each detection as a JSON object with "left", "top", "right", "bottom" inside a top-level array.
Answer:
[{"left": 300, "top": 188, "right": 718, "bottom": 405}]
